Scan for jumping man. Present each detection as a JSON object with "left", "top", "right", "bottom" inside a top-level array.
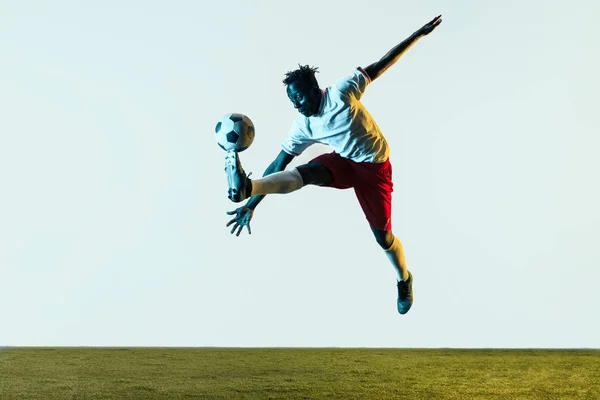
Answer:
[{"left": 224, "top": 15, "right": 442, "bottom": 314}]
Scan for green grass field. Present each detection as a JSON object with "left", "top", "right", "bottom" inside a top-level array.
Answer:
[{"left": 0, "top": 348, "right": 598, "bottom": 399}]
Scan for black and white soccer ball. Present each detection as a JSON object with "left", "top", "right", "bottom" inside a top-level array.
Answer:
[{"left": 214, "top": 113, "right": 255, "bottom": 152}]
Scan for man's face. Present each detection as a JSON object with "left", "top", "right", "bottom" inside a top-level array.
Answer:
[{"left": 286, "top": 81, "right": 320, "bottom": 117}]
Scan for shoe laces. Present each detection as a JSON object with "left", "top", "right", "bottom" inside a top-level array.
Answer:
[{"left": 225, "top": 152, "right": 236, "bottom": 167}]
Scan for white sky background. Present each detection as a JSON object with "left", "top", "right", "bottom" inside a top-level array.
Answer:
[{"left": 1, "top": 0, "right": 599, "bottom": 347}]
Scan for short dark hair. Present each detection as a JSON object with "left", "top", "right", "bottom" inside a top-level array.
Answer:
[{"left": 283, "top": 64, "right": 320, "bottom": 88}]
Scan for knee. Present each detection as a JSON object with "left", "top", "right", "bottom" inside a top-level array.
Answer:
[
  {"left": 296, "top": 162, "right": 333, "bottom": 186},
  {"left": 373, "top": 228, "right": 394, "bottom": 250}
]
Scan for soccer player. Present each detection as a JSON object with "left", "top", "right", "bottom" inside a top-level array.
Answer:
[{"left": 225, "top": 15, "right": 442, "bottom": 315}]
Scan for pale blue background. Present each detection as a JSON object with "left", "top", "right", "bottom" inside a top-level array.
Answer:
[{"left": 1, "top": 0, "right": 599, "bottom": 347}]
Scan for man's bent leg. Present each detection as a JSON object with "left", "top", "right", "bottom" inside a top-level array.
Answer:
[{"left": 351, "top": 157, "right": 413, "bottom": 314}]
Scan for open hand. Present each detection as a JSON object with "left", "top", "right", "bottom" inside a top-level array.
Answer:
[
  {"left": 226, "top": 206, "right": 254, "bottom": 236},
  {"left": 418, "top": 15, "right": 442, "bottom": 36}
]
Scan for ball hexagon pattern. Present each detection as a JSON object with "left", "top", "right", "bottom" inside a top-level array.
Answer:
[{"left": 214, "top": 113, "right": 255, "bottom": 152}]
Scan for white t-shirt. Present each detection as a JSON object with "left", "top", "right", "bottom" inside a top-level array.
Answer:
[{"left": 281, "top": 67, "right": 390, "bottom": 163}]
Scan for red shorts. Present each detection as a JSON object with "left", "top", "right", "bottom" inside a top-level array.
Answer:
[{"left": 310, "top": 152, "right": 394, "bottom": 231}]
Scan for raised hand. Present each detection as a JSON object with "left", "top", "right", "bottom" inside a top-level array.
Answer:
[
  {"left": 418, "top": 15, "right": 442, "bottom": 36},
  {"left": 226, "top": 206, "right": 254, "bottom": 236}
]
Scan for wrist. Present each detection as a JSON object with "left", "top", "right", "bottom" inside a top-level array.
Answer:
[{"left": 246, "top": 196, "right": 259, "bottom": 210}]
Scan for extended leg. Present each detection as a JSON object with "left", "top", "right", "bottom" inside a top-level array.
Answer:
[
  {"left": 250, "top": 161, "right": 333, "bottom": 197},
  {"left": 226, "top": 150, "right": 334, "bottom": 202}
]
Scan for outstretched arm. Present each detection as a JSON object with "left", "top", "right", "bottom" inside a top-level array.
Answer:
[{"left": 364, "top": 15, "right": 442, "bottom": 81}]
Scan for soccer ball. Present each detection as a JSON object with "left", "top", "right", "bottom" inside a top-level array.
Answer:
[{"left": 214, "top": 113, "right": 255, "bottom": 152}]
